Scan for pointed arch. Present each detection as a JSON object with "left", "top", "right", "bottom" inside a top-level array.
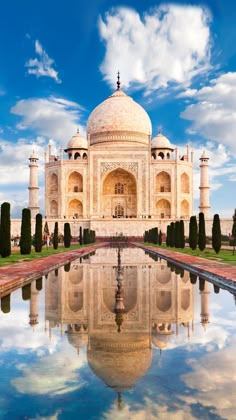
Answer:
[
  {"left": 156, "top": 171, "right": 171, "bottom": 192},
  {"left": 156, "top": 291, "right": 172, "bottom": 312},
  {"left": 181, "top": 173, "right": 190, "bottom": 193},
  {"left": 50, "top": 200, "right": 58, "bottom": 216},
  {"left": 68, "top": 291, "right": 83, "bottom": 312},
  {"left": 68, "top": 199, "right": 83, "bottom": 218},
  {"left": 181, "top": 200, "right": 189, "bottom": 217},
  {"left": 156, "top": 199, "right": 171, "bottom": 218},
  {"left": 68, "top": 171, "right": 83, "bottom": 192},
  {"left": 49, "top": 173, "right": 58, "bottom": 193}
]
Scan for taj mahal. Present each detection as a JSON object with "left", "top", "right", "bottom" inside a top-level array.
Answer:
[{"left": 11, "top": 75, "right": 232, "bottom": 237}]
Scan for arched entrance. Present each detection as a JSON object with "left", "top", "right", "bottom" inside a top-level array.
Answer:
[{"left": 102, "top": 168, "right": 137, "bottom": 217}]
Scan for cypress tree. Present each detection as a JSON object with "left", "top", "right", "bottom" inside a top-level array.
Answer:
[
  {"left": 79, "top": 226, "right": 83, "bottom": 245},
  {"left": 198, "top": 212, "right": 206, "bottom": 251},
  {"left": 1, "top": 294, "right": 11, "bottom": 313},
  {"left": 34, "top": 213, "right": 43, "bottom": 252},
  {"left": 22, "top": 283, "right": 31, "bottom": 300},
  {"left": 180, "top": 220, "right": 185, "bottom": 249},
  {"left": 166, "top": 225, "right": 170, "bottom": 246},
  {"left": 174, "top": 221, "right": 180, "bottom": 248},
  {"left": 64, "top": 223, "right": 71, "bottom": 248},
  {"left": 83, "top": 228, "right": 89, "bottom": 244},
  {"left": 153, "top": 227, "right": 158, "bottom": 244},
  {"left": 232, "top": 209, "right": 236, "bottom": 255},
  {"left": 189, "top": 215, "right": 198, "bottom": 250},
  {"left": 0, "top": 202, "right": 11, "bottom": 257},
  {"left": 158, "top": 230, "right": 162, "bottom": 246},
  {"left": 212, "top": 214, "right": 221, "bottom": 254},
  {"left": 36, "top": 277, "right": 43, "bottom": 291},
  {"left": 53, "top": 222, "right": 59, "bottom": 249},
  {"left": 20, "top": 208, "right": 31, "bottom": 255},
  {"left": 170, "top": 222, "right": 175, "bottom": 247}
]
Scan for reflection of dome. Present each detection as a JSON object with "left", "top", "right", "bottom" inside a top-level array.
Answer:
[
  {"left": 87, "top": 89, "right": 152, "bottom": 147},
  {"left": 66, "top": 129, "right": 88, "bottom": 150},
  {"left": 87, "top": 333, "right": 152, "bottom": 392},
  {"left": 151, "top": 133, "right": 174, "bottom": 150},
  {"left": 67, "top": 331, "right": 88, "bottom": 352},
  {"left": 152, "top": 333, "right": 170, "bottom": 350}
]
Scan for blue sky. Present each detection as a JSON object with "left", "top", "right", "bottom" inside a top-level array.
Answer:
[{"left": 0, "top": 0, "right": 235, "bottom": 218}]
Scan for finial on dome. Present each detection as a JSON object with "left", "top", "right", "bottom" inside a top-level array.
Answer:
[
  {"left": 117, "top": 71, "right": 121, "bottom": 90},
  {"left": 158, "top": 125, "right": 162, "bottom": 134}
]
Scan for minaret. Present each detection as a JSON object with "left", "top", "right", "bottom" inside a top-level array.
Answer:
[
  {"left": 199, "top": 151, "right": 210, "bottom": 218},
  {"left": 28, "top": 151, "right": 39, "bottom": 218},
  {"left": 29, "top": 280, "right": 39, "bottom": 328},
  {"left": 200, "top": 280, "right": 210, "bottom": 330}
]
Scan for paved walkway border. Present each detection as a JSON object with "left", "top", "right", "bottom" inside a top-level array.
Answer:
[
  {"left": 135, "top": 243, "right": 236, "bottom": 293},
  {"left": 0, "top": 243, "right": 108, "bottom": 298}
]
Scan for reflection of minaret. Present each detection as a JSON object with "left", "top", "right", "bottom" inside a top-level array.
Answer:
[
  {"left": 199, "top": 151, "right": 210, "bottom": 218},
  {"left": 28, "top": 152, "right": 39, "bottom": 218},
  {"left": 29, "top": 280, "right": 39, "bottom": 328},
  {"left": 200, "top": 280, "right": 210, "bottom": 329},
  {"left": 114, "top": 246, "right": 125, "bottom": 333}
]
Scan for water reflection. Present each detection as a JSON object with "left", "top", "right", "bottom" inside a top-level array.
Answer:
[{"left": 1, "top": 246, "right": 235, "bottom": 419}]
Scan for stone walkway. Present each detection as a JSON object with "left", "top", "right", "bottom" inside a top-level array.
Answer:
[
  {"left": 137, "top": 244, "right": 236, "bottom": 291},
  {"left": 0, "top": 244, "right": 105, "bottom": 297}
]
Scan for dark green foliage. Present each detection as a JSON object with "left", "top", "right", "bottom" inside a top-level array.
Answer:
[
  {"left": 22, "top": 283, "right": 31, "bottom": 300},
  {"left": 232, "top": 209, "right": 236, "bottom": 255},
  {"left": 158, "top": 230, "right": 162, "bottom": 246},
  {"left": 153, "top": 227, "right": 158, "bottom": 244},
  {"left": 64, "top": 223, "right": 71, "bottom": 248},
  {"left": 36, "top": 277, "right": 43, "bottom": 291},
  {"left": 212, "top": 214, "right": 221, "bottom": 254},
  {"left": 55, "top": 268, "right": 58, "bottom": 276},
  {"left": 83, "top": 228, "right": 89, "bottom": 244},
  {"left": 174, "top": 221, "right": 181, "bottom": 248},
  {"left": 190, "top": 272, "right": 197, "bottom": 284},
  {"left": 199, "top": 277, "right": 205, "bottom": 292},
  {"left": 189, "top": 215, "right": 198, "bottom": 250},
  {"left": 79, "top": 226, "right": 83, "bottom": 245},
  {"left": 179, "top": 220, "right": 185, "bottom": 249},
  {"left": 0, "top": 202, "right": 11, "bottom": 257},
  {"left": 213, "top": 284, "right": 220, "bottom": 294},
  {"left": 64, "top": 262, "right": 71, "bottom": 272},
  {"left": 20, "top": 208, "right": 31, "bottom": 255},
  {"left": 198, "top": 212, "right": 206, "bottom": 251},
  {"left": 53, "top": 222, "right": 59, "bottom": 249},
  {"left": 1, "top": 294, "right": 11, "bottom": 313},
  {"left": 166, "top": 225, "right": 170, "bottom": 246},
  {"left": 35, "top": 213, "right": 43, "bottom": 252},
  {"left": 170, "top": 222, "right": 175, "bottom": 247}
]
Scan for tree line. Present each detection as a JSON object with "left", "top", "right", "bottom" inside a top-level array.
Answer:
[{"left": 0, "top": 203, "right": 96, "bottom": 257}]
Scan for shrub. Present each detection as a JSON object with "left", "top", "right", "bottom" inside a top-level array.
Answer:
[
  {"left": 20, "top": 208, "right": 31, "bottom": 255},
  {"left": 64, "top": 223, "right": 71, "bottom": 248},
  {"left": 53, "top": 222, "right": 59, "bottom": 249},
  {"left": 198, "top": 212, "right": 206, "bottom": 251},
  {"left": 189, "top": 215, "right": 198, "bottom": 250},
  {"left": 35, "top": 213, "right": 43, "bottom": 252},
  {"left": 0, "top": 202, "right": 11, "bottom": 257},
  {"left": 212, "top": 214, "right": 221, "bottom": 254}
]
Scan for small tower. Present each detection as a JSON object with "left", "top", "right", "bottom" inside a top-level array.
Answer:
[
  {"left": 199, "top": 151, "right": 210, "bottom": 218},
  {"left": 29, "top": 280, "right": 39, "bottom": 328},
  {"left": 200, "top": 280, "right": 210, "bottom": 329},
  {"left": 28, "top": 151, "right": 39, "bottom": 218}
]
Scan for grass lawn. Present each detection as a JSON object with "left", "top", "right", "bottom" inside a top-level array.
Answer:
[
  {"left": 144, "top": 243, "right": 236, "bottom": 266},
  {"left": 0, "top": 243, "right": 92, "bottom": 266}
]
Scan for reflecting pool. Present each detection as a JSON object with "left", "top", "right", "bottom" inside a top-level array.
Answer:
[{"left": 0, "top": 246, "right": 236, "bottom": 419}]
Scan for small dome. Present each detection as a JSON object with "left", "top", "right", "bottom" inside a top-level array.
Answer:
[
  {"left": 87, "top": 89, "right": 152, "bottom": 147},
  {"left": 200, "top": 150, "right": 209, "bottom": 159},
  {"left": 66, "top": 129, "right": 88, "bottom": 150},
  {"left": 151, "top": 133, "right": 174, "bottom": 150},
  {"left": 29, "top": 151, "right": 38, "bottom": 160}
]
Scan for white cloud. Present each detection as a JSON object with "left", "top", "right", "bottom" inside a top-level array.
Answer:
[
  {"left": 181, "top": 72, "right": 236, "bottom": 155},
  {"left": 11, "top": 96, "right": 84, "bottom": 143},
  {"left": 25, "top": 40, "right": 61, "bottom": 83},
  {"left": 99, "top": 5, "right": 211, "bottom": 93},
  {"left": 181, "top": 338, "right": 236, "bottom": 420}
]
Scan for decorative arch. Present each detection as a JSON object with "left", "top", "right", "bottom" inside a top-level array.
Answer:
[
  {"left": 49, "top": 173, "right": 58, "bottom": 193},
  {"left": 50, "top": 200, "right": 58, "bottom": 216},
  {"left": 68, "top": 291, "right": 83, "bottom": 312},
  {"left": 102, "top": 168, "right": 137, "bottom": 217},
  {"left": 181, "top": 173, "right": 190, "bottom": 193},
  {"left": 68, "top": 171, "right": 83, "bottom": 193},
  {"left": 181, "top": 289, "right": 190, "bottom": 310},
  {"left": 181, "top": 200, "right": 189, "bottom": 217},
  {"left": 156, "top": 291, "right": 172, "bottom": 312},
  {"left": 152, "top": 152, "right": 156, "bottom": 160},
  {"left": 68, "top": 199, "right": 83, "bottom": 218},
  {"left": 158, "top": 152, "right": 164, "bottom": 160},
  {"left": 156, "top": 199, "right": 171, "bottom": 218},
  {"left": 83, "top": 153, "right": 87, "bottom": 159},
  {"left": 156, "top": 171, "right": 171, "bottom": 192},
  {"left": 74, "top": 152, "right": 81, "bottom": 160}
]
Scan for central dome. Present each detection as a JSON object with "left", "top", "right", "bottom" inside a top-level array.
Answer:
[{"left": 86, "top": 89, "right": 152, "bottom": 147}]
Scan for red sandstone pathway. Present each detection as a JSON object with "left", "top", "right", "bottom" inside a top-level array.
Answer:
[
  {"left": 137, "top": 244, "right": 236, "bottom": 288},
  {"left": 0, "top": 244, "right": 106, "bottom": 297}
]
